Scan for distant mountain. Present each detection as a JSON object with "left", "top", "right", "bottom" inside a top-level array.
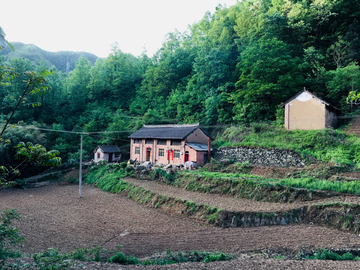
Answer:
[{"left": 0, "top": 42, "right": 98, "bottom": 73}]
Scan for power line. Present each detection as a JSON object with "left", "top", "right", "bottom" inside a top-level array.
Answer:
[
  {"left": 1, "top": 113, "right": 359, "bottom": 136},
  {"left": 0, "top": 124, "right": 136, "bottom": 135}
]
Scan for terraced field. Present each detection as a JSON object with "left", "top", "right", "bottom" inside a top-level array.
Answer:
[{"left": 2, "top": 167, "right": 360, "bottom": 269}]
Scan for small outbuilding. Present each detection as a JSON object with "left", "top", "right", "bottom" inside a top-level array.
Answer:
[
  {"left": 282, "top": 89, "right": 340, "bottom": 130},
  {"left": 128, "top": 123, "right": 212, "bottom": 166},
  {"left": 94, "top": 145, "right": 121, "bottom": 163}
]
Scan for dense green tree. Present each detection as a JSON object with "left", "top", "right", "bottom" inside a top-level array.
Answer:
[
  {"left": 327, "top": 62, "right": 360, "bottom": 109},
  {"left": 232, "top": 37, "right": 303, "bottom": 122},
  {"left": 101, "top": 109, "right": 132, "bottom": 145},
  {"left": 102, "top": 45, "right": 143, "bottom": 110},
  {"left": 0, "top": 29, "right": 59, "bottom": 186},
  {"left": 167, "top": 5, "right": 239, "bottom": 124},
  {"left": 1, "top": 58, "right": 36, "bottom": 122},
  {"left": 88, "top": 58, "right": 107, "bottom": 102},
  {"left": 131, "top": 32, "right": 195, "bottom": 117},
  {"left": 65, "top": 55, "right": 91, "bottom": 115}
]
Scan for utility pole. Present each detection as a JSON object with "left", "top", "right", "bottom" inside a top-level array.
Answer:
[{"left": 79, "top": 134, "right": 83, "bottom": 198}]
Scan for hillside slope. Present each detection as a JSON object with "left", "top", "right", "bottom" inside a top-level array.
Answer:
[{"left": 0, "top": 42, "right": 98, "bottom": 73}]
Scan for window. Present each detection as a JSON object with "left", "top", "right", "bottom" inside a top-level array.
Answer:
[
  {"left": 97, "top": 152, "right": 100, "bottom": 159},
  {"left": 145, "top": 139, "right": 153, "bottom": 144},
  {"left": 159, "top": 148, "right": 164, "bottom": 157},
  {"left": 135, "top": 147, "right": 140, "bottom": 154},
  {"left": 157, "top": 139, "right": 167, "bottom": 145},
  {"left": 171, "top": 140, "right": 181, "bottom": 145},
  {"left": 134, "top": 139, "right": 141, "bottom": 144},
  {"left": 174, "top": 150, "right": 180, "bottom": 158}
]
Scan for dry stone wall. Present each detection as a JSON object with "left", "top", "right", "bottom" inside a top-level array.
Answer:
[{"left": 213, "top": 146, "right": 307, "bottom": 167}]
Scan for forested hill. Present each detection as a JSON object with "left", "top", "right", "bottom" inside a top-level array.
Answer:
[
  {"left": 0, "top": 42, "right": 98, "bottom": 73},
  {"left": 1, "top": 0, "right": 360, "bottom": 166}
]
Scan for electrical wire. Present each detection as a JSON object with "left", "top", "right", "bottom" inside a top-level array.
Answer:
[{"left": 0, "top": 113, "right": 358, "bottom": 136}]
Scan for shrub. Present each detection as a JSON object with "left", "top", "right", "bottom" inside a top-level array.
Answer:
[
  {"left": 120, "top": 162, "right": 127, "bottom": 169},
  {"left": 0, "top": 209, "right": 23, "bottom": 267},
  {"left": 108, "top": 252, "right": 139, "bottom": 265},
  {"left": 156, "top": 169, "right": 174, "bottom": 182},
  {"left": 68, "top": 177, "right": 79, "bottom": 184},
  {"left": 71, "top": 249, "right": 85, "bottom": 260}
]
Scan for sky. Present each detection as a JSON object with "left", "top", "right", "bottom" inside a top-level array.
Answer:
[{"left": 1, "top": 0, "right": 238, "bottom": 58}]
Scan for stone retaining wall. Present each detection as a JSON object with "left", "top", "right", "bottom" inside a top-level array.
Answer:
[
  {"left": 221, "top": 207, "right": 306, "bottom": 228},
  {"left": 213, "top": 146, "right": 307, "bottom": 167}
]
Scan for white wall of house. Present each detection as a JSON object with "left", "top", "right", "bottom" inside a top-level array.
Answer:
[
  {"left": 94, "top": 148, "right": 105, "bottom": 162},
  {"left": 94, "top": 148, "right": 120, "bottom": 162}
]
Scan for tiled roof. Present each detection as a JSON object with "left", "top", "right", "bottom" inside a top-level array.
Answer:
[
  {"left": 186, "top": 143, "right": 212, "bottom": 151},
  {"left": 129, "top": 123, "right": 208, "bottom": 139},
  {"left": 96, "top": 145, "right": 120, "bottom": 153}
]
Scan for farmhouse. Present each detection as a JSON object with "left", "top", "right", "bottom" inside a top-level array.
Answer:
[
  {"left": 93, "top": 145, "right": 121, "bottom": 163},
  {"left": 282, "top": 89, "right": 339, "bottom": 130},
  {"left": 129, "top": 123, "right": 211, "bottom": 166}
]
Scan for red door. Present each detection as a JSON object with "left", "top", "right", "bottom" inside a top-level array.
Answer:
[
  {"left": 146, "top": 148, "right": 151, "bottom": 161},
  {"left": 185, "top": 151, "right": 189, "bottom": 162}
]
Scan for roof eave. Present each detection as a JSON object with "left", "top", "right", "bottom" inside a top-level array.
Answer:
[{"left": 281, "top": 89, "right": 341, "bottom": 111}]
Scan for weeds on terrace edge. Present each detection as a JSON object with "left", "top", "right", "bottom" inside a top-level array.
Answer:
[
  {"left": 2, "top": 248, "right": 78, "bottom": 269},
  {"left": 156, "top": 168, "right": 174, "bottom": 182},
  {"left": 184, "top": 169, "right": 263, "bottom": 180},
  {"left": 141, "top": 250, "right": 232, "bottom": 265},
  {"left": 84, "top": 165, "right": 132, "bottom": 193},
  {"left": 80, "top": 249, "right": 232, "bottom": 266},
  {"left": 70, "top": 246, "right": 122, "bottom": 262},
  {"left": 180, "top": 168, "right": 360, "bottom": 196},
  {"left": 278, "top": 177, "right": 360, "bottom": 195},
  {"left": 301, "top": 249, "right": 360, "bottom": 261}
]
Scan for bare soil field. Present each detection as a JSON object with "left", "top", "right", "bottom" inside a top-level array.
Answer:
[{"left": 2, "top": 181, "right": 360, "bottom": 269}]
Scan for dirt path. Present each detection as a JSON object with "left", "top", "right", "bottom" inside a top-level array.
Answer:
[{"left": 123, "top": 178, "right": 360, "bottom": 212}]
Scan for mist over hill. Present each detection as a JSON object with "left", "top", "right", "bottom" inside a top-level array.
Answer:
[{"left": 0, "top": 42, "right": 98, "bottom": 73}]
